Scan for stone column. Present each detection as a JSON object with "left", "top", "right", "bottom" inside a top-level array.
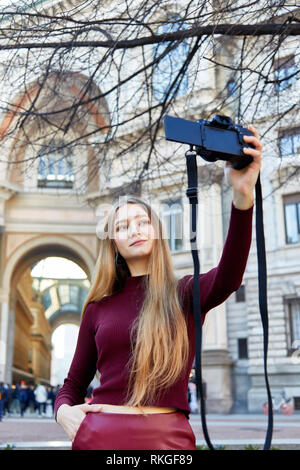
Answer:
[
  {"left": 0, "top": 293, "right": 15, "bottom": 384},
  {"left": 0, "top": 297, "right": 9, "bottom": 382},
  {"left": 0, "top": 183, "right": 18, "bottom": 383}
]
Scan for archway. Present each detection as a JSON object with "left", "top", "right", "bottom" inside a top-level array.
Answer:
[{"left": 0, "top": 235, "right": 95, "bottom": 385}]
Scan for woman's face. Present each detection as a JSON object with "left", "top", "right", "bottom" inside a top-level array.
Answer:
[{"left": 113, "top": 203, "right": 156, "bottom": 267}]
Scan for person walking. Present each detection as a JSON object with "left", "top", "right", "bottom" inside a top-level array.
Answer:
[
  {"left": 55, "top": 127, "right": 262, "bottom": 450},
  {"left": 188, "top": 382, "right": 198, "bottom": 414},
  {"left": 3, "top": 384, "right": 11, "bottom": 417},
  {"left": 34, "top": 383, "right": 48, "bottom": 417},
  {"left": 47, "top": 386, "right": 56, "bottom": 417},
  {"left": 0, "top": 382, "right": 5, "bottom": 421},
  {"left": 10, "top": 384, "right": 20, "bottom": 415},
  {"left": 18, "top": 381, "right": 29, "bottom": 417},
  {"left": 27, "top": 384, "right": 36, "bottom": 415}
]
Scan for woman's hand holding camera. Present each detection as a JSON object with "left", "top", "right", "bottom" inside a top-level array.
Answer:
[{"left": 225, "top": 124, "right": 263, "bottom": 210}]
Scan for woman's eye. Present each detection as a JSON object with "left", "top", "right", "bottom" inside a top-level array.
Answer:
[
  {"left": 116, "top": 219, "right": 149, "bottom": 232},
  {"left": 116, "top": 224, "right": 127, "bottom": 232}
]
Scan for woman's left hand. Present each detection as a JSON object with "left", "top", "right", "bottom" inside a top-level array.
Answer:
[{"left": 224, "top": 124, "right": 262, "bottom": 210}]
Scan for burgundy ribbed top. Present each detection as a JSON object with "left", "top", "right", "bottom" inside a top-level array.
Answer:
[{"left": 54, "top": 202, "right": 253, "bottom": 420}]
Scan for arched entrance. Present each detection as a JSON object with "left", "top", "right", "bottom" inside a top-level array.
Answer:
[{"left": 0, "top": 235, "right": 96, "bottom": 385}]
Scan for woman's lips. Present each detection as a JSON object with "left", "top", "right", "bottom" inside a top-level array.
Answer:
[{"left": 130, "top": 240, "right": 146, "bottom": 246}]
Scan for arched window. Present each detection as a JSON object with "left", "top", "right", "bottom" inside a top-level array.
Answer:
[
  {"left": 38, "top": 141, "right": 74, "bottom": 188},
  {"left": 152, "top": 17, "right": 189, "bottom": 101}
]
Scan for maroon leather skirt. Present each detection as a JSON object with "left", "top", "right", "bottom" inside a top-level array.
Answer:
[{"left": 72, "top": 410, "right": 196, "bottom": 450}]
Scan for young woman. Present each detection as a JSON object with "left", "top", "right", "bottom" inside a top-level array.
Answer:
[{"left": 55, "top": 126, "right": 262, "bottom": 450}]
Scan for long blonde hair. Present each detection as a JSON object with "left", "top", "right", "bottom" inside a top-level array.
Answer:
[{"left": 81, "top": 195, "right": 190, "bottom": 413}]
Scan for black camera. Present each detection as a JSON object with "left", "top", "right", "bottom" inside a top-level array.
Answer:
[{"left": 164, "top": 114, "right": 254, "bottom": 170}]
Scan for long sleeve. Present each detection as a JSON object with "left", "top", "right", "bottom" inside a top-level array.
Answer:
[
  {"left": 179, "top": 201, "right": 254, "bottom": 321},
  {"left": 54, "top": 302, "right": 98, "bottom": 420}
]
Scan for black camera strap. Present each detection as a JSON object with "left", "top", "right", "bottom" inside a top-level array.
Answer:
[{"left": 185, "top": 148, "right": 273, "bottom": 451}]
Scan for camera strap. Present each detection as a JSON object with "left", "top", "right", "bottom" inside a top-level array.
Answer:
[{"left": 185, "top": 149, "right": 273, "bottom": 450}]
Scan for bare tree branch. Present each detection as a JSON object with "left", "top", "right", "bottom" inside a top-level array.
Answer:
[
  {"left": 0, "top": 0, "right": 298, "bottom": 198},
  {"left": 0, "top": 23, "right": 300, "bottom": 51}
]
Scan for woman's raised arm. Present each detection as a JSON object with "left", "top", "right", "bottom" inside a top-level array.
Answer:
[{"left": 179, "top": 124, "right": 262, "bottom": 321}]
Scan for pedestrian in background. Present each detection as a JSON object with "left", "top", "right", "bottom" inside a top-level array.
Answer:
[
  {"left": 34, "top": 383, "right": 47, "bottom": 417},
  {"left": 0, "top": 382, "right": 5, "bottom": 421},
  {"left": 188, "top": 382, "right": 198, "bottom": 414},
  {"left": 47, "top": 386, "right": 56, "bottom": 417},
  {"left": 85, "top": 385, "right": 93, "bottom": 403},
  {"left": 27, "top": 384, "right": 36, "bottom": 415},
  {"left": 10, "top": 384, "right": 20, "bottom": 415},
  {"left": 18, "top": 381, "right": 29, "bottom": 417},
  {"left": 3, "top": 384, "right": 11, "bottom": 416}
]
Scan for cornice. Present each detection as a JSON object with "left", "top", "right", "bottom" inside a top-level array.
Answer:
[{"left": 0, "top": 180, "right": 21, "bottom": 200}]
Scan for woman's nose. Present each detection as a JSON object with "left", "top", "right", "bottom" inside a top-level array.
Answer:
[{"left": 128, "top": 221, "right": 140, "bottom": 236}]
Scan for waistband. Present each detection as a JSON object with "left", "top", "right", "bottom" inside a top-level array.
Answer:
[{"left": 94, "top": 404, "right": 178, "bottom": 414}]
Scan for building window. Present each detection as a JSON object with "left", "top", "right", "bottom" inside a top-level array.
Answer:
[
  {"left": 283, "top": 194, "right": 300, "bottom": 244},
  {"left": 274, "top": 56, "right": 298, "bottom": 93},
  {"left": 152, "top": 17, "right": 188, "bottom": 101},
  {"left": 235, "top": 284, "right": 246, "bottom": 302},
  {"left": 279, "top": 128, "right": 300, "bottom": 157},
  {"left": 286, "top": 299, "right": 300, "bottom": 353},
  {"left": 161, "top": 199, "right": 183, "bottom": 252},
  {"left": 38, "top": 141, "right": 74, "bottom": 188},
  {"left": 289, "top": 299, "right": 300, "bottom": 349},
  {"left": 238, "top": 338, "right": 248, "bottom": 359},
  {"left": 227, "top": 79, "right": 237, "bottom": 97},
  {"left": 294, "top": 397, "right": 300, "bottom": 411}
]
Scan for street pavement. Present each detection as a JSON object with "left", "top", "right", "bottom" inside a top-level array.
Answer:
[{"left": 0, "top": 411, "right": 300, "bottom": 450}]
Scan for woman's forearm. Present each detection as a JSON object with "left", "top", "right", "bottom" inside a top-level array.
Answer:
[
  {"left": 56, "top": 403, "right": 71, "bottom": 424},
  {"left": 232, "top": 189, "right": 254, "bottom": 210}
]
